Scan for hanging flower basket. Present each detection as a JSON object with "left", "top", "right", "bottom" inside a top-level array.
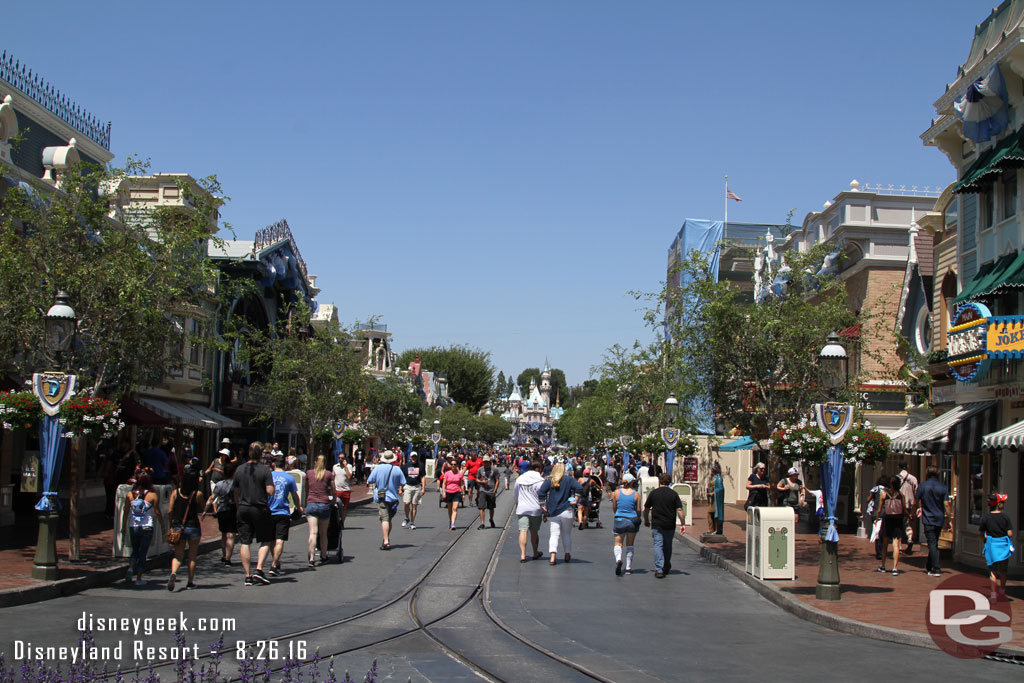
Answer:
[
  {"left": 676, "top": 434, "right": 698, "bottom": 456},
  {"left": 58, "top": 397, "right": 124, "bottom": 439},
  {"left": 842, "top": 426, "right": 890, "bottom": 464},
  {"left": 771, "top": 422, "right": 890, "bottom": 465},
  {"left": 0, "top": 391, "right": 43, "bottom": 431},
  {"left": 341, "top": 428, "right": 366, "bottom": 445}
]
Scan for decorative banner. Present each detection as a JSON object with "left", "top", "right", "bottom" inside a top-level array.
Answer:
[
  {"left": 947, "top": 302, "right": 992, "bottom": 382},
  {"left": 604, "top": 438, "right": 616, "bottom": 448},
  {"left": 459, "top": 437, "right": 467, "bottom": 446},
  {"left": 661, "top": 427, "right": 680, "bottom": 450},
  {"left": 619, "top": 436, "right": 633, "bottom": 448},
  {"left": 813, "top": 402, "right": 855, "bottom": 445},
  {"left": 431, "top": 432, "right": 441, "bottom": 444},
  {"left": 32, "top": 372, "right": 76, "bottom": 416},
  {"left": 682, "top": 456, "right": 699, "bottom": 483},
  {"left": 331, "top": 420, "right": 345, "bottom": 440}
]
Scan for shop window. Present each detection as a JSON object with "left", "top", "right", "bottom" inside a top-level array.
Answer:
[
  {"left": 1002, "top": 171, "right": 1018, "bottom": 220},
  {"left": 968, "top": 452, "right": 984, "bottom": 526},
  {"left": 992, "top": 451, "right": 1002, "bottom": 496},
  {"left": 939, "top": 452, "right": 953, "bottom": 490}
]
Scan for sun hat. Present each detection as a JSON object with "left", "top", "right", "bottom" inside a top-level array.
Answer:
[
  {"left": 218, "top": 448, "right": 231, "bottom": 457},
  {"left": 380, "top": 450, "right": 398, "bottom": 463},
  {"left": 622, "top": 473, "right": 636, "bottom": 483},
  {"left": 787, "top": 467, "right": 798, "bottom": 476}
]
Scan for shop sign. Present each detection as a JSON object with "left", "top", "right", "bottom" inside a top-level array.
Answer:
[
  {"left": 856, "top": 391, "right": 907, "bottom": 412},
  {"left": 947, "top": 303, "right": 992, "bottom": 382},
  {"left": 682, "top": 456, "right": 698, "bottom": 483},
  {"left": 987, "top": 316, "right": 1024, "bottom": 358}
]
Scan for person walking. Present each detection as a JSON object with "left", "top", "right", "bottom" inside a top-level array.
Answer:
[
  {"left": 202, "top": 461, "right": 237, "bottom": 566},
  {"left": 538, "top": 462, "right": 584, "bottom": 566},
  {"left": 438, "top": 457, "right": 466, "bottom": 530},
  {"left": 644, "top": 473, "right": 686, "bottom": 578},
  {"left": 269, "top": 457, "right": 302, "bottom": 575},
  {"left": 777, "top": 467, "right": 805, "bottom": 521},
  {"left": 476, "top": 455, "right": 500, "bottom": 529},
  {"left": 980, "top": 493, "right": 1015, "bottom": 601},
  {"left": 897, "top": 461, "right": 919, "bottom": 554},
  {"left": 610, "top": 472, "right": 640, "bottom": 576},
  {"left": 333, "top": 455, "right": 354, "bottom": 529},
  {"left": 877, "top": 476, "right": 908, "bottom": 576},
  {"left": 122, "top": 470, "right": 165, "bottom": 586},
  {"left": 234, "top": 442, "right": 275, "bottom": 586},
  {"left": 864, "top": 475, "right": 888, "bottom": 560},
  {"left": 205, "top": 448, "right": 232, "bottom": 489},
  {"left": 745, "top": 462, "right": 770, "bottom": 509},
  {"left": 514, "top": 458, "right": 545, "bottom": 561},
  {"left": 401, "top": 451, "right": 425, "bottom": 529},
  {"left": 367, "top": 450, "right": 406, "bottom": 550},
  {"left": 167, "top": 462, "right": 204, "bottom": 591},
  {"left": 914, "top": 466, "right": 951, "bottom": 577},
  {"left": 305, "top": 454, "right": 334, "bottom": 566}
]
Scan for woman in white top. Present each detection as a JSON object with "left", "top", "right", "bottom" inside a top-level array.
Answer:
[{"left": 333, "top": 456, "right": 353, "bottom": 524}]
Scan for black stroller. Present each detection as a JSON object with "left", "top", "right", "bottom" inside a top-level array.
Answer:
[{"left": 578, "top": 473, "right": 604, "bottom": 529}]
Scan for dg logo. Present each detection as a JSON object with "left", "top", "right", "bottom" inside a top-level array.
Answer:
[{"left": 926, "top": 573, "right": 1013, "bottom": 658}]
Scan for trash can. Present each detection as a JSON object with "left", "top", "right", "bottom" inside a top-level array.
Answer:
[
  {"left": 671, "top": 484, "right": 693, "bottom": 527},
  {"left": 744, "top": 506, "right": 795, "bottom": 580}
]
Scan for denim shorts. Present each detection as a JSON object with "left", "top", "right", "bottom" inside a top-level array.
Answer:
[
  {"left": 181, "top": 525, "right": 202, "bottom": 541},
  {"left": 305, "top": 502, "right": 332, "bottom": 520},
  {"left": 613, "top": 517, "right": 640, "bottom": 535}
]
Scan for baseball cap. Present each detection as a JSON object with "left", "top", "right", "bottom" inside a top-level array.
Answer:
[
  {"left": 787, "top": 467, "right": 798, "bottom": 476},
  {"left": 989, "top": 492, "right": 1009, "bottom": 507},
  {"left": 622, "top": 473, "right": 636, "bottom": 483}
]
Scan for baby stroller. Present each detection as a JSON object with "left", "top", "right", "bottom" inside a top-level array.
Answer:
[{"left": 579, "top": 474, "right": 604, "bottom": 529}]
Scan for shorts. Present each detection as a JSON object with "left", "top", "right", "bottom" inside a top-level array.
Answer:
[
  {"left": 273, "top": 516, "right": 290, "bottom": 541},
  {"left": 377, "top": 500, "right": 399, "bottom": 522},
  {"left": 477, "top": 491, "right": 496, "bottom": 510},
  {"left": 216, "top": 512, "right": 237, "bottom": 534},
  {"left": 445, "top": 491, "right": 463, "bottom": 505},
  {"left": 613, "top": 517, "right": 640, "bottom": 535},
  {"left": 988, "top": 558, "right": 1009, "bottom": 574},
  {"left": 335, "top": 490, "right": 351, "bottom": 510},
  {"left": 466, "top": 480, "right": 479, "bottom": 494},
  {"left": 517, "top": 514, "right": 542, "bottom": 531},
  {"left": 236, "top": 505, "right": 273, "bottom": 545},
  {"left": 881, "top": 515, "right": 906, "bottom": 542},
  {"left": 171, "top": 525, "right": 202, "bottom": 542},
  {"left": 403, "top": 487, "right": 423, "bottom": 505},
  {"left": 305, "top": 502, "right": 331, "bottom": 520}
]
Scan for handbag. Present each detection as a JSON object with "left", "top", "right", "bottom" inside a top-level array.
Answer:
[{"left": 166, "top": 491, "right": 194, "bottom": 544}]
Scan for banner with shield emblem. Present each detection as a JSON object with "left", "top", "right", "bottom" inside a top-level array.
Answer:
[
  {"left": 813, "top": 402, "right": 854, "bottom": 445},
  {"left": 660, "top": 427, "right": 680, "bottom": 450},
  {"left": 33, "top": 372, "right": 76, "bottom": 416}
]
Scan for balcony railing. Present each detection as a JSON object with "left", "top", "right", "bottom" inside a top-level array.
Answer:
[
  {"left": 0, "top": 51, "right": 112, "bottom": 150},
  {"left": 355, "top": 321, "right": 388, "bottom": 332}
]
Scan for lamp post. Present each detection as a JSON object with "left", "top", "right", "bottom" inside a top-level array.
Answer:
[
  {"left": 663, "top": 393, "right": 680, "bottom": 476},
  {"left": 816, "top": 331, "right": 848, "bottom": 601},
  {"left": 33, "top": 291, "right": 77, "bottom": 580},
  {"left": 432, "top": 419, "right": 440, "bottom": 461}
]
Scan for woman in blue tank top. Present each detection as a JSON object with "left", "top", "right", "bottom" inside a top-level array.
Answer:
[{"left": 611, "top": 473, "right": 640, "bottom": 575}]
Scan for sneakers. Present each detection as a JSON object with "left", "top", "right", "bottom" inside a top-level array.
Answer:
[
  {"left": 401, "top": 519, "right": 409, "bottom": 527},
  {"left": 615, "top": 560, "right": 623, "bottom": 576},
  {"left": 490, "top": 520, "right": 496, "bottom": 528},
  {"left": 876, "top": 565, "right": 887, "bottom": 573},
  {"left": 450, "top": 524, "right": 456, "bottom": 531},
  {"left": 244, "top": 576, "right": 254, "bottom": 587},
  {"left": 134, "top": 578, "right": 147, "bottom": 586},
  {"left": 624, "top": 569, "right": 632, "bottom": 575},
  {"left": 167, "top": 573, "right": 176, "bottom": 592},
  {"left": 655, "top": 571, "right": 665, "bottom": 579},
  {"left": 252, "top": 569, "right": 271, "bottom": 585},
  {"left": 409, "top": 524, "right": 416, "bottom": 530},
  {"left": 185, "top": 583, "right": 196, "bottom": 590},
  {"left": 891, "top": 568, "right": 900, "bottom": 576},
  {"left": 927, "top": 570, "right": 942, "bottom": 577},
  {"left": 221, "top": 559, "right": 232, "bottom": 567},
  {"left": 478, "top": 524, "right": 486, "bottom": 530},
  {"left": 267, "top": 566, "right": 282, "bottom": 577}
]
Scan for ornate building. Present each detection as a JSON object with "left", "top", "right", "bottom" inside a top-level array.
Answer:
[{"left": 502, "top": 364, "right": 561, "bottom": 446}]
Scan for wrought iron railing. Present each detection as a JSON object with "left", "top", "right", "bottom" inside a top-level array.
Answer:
[
  {"left": 0, "top": 51, "right": 112, "bottom": 150},
  {"left": 860, "top": 183, "right": 942, "bottom": 198},
  {"left": 253, "top": 219, "right": 308, "bottom": 283}
]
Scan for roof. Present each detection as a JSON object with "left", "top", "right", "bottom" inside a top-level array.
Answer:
[
  {"left": 915, "top": 231, "right": 935, "bottom": 277},
  {"left": 208, "top": 239, "right": 255, "bottom": 260}
]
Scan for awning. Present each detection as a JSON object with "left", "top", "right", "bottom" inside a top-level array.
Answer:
[
  {"left": 955, "top": 260, "right": 997, "bottom": 304},
  {"left": 956, "top": 251, "right": 1024, "bottom": 303},
  {"left": 890, "top": 401, "right": 997, "bottom": 453},
  {"left": 717, "top": 436, "right": 757, "bottom": 451},
  {"left": 953, "top": 126, "right": 1024, "bottom": 194},
  {"left": 983, "top": 420, "right": 1024, "bottom": 449},
  {"left": 121, "top": 398, "right": 170, "bottom": 426},
  {"left": 948, "top": 402, "right": 999, "bottom": 454},
  {"left": 136, "top": 397, "right": 241, "bottom": 429}
]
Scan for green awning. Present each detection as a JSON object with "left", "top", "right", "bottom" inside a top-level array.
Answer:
[
  {"left": 991, "top": 250, "right": 1024, "bottom": 293},
  {"left": 955, "top": 260, "right": 997, "bottom": 303},
  {"left": 954, "top": 127, "right": 1024, "bottom": 194}
]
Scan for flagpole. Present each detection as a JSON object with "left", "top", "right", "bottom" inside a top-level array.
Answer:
[{"left": 724, "top": 174, "right": 729, "bottom": 230}]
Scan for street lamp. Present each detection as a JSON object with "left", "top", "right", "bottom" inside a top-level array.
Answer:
[
  {"left": 433, "top": 418, "right": 440, "bottom": 461},
  {"left": 33, "top": 291, "right": 77, "bottom": 580},
  {"left": 664, "top": 393, "right": 679, "bottom": 424},
  {"left": 815, "top": 331, "right": 849, "bottom": 601}
]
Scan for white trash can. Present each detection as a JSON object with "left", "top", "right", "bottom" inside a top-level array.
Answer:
[{"left": 744, "top": 506, "right": 795, "bottom": 580}]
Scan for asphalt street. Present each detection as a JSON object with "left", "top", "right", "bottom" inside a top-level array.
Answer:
[{"left": 0, "top": 485, "right": 1015, "bottom": 682}]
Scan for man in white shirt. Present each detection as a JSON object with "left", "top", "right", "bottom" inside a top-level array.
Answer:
[
  {"left": 513, "top": 458, "right": 545, "bottom": 562},
  {"left": 898, "top": 460, "right": 919, "bottom": 553}
]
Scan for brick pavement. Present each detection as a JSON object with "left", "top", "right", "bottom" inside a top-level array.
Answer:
[
  {"left": 685, "top": 502, "right": 1024, "bottom": 650},
  {"left": 0, "top": 484, "right": 374, "bottom": 594}
]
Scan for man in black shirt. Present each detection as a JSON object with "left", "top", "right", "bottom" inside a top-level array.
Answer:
[
  {"left": 643, "top": 473, "right": 686, "bottom": 578},
  {"left": 234, "top": 442, "right": 275, "bottom": 586},
  {"left": 401, "top": 452, "right": 426, "bottom": 529}
]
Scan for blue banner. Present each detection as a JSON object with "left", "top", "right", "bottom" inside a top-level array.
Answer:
[
  {"left": 35, "top": 414, "right": 67, "bottom": 512},
  {"left": 665, "top": 448, "right": 675, "bottom": 477},
  {"left": 821, "top": 445, "right": 844, "bottom": 543}
]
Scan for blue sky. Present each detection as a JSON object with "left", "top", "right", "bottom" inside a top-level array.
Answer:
[{"left": 5, "top": 1, "right": 990, "bottom": 385}]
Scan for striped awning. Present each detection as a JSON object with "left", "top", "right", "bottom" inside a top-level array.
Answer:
[
  {"left": 137, "top": 397, "right": 241, "bottom": 430},
  {"left": 948, "top": 402, "right": 999, "bottom": 454},
  {"left": 890, "top": 401, "right": 997, "bottom": 453},
  {"left": 982, "top": 420, "right": 1024, "bottom": 449}
]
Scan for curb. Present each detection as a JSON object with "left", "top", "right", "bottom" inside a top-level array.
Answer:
[
  {"left": 678, "top": 532, "right": 1024, "bottom": 657},
  {"left": 0, "top": 496, "right": 373, "bottom": 609}
]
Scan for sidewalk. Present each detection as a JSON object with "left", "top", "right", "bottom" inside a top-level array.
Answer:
[
  {"left": 0, "top": 484, "right": 374, "bottom": 607},
  {"left": 681, "top": 502, "right": 1024, "bottom": 651}
]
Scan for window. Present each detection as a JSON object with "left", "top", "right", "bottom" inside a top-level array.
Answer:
[
  {"left": 189, "top": 319, "right": 202, "bottom": 365},
  {"left": 980, "top": 189, "right": 994, "bottom": 230},
  {"left": 1002, "top": 171, "right": 1017, "bottom": 220},
  {"left": 968, "top": 452, "right": 984, "bottom": 526}
]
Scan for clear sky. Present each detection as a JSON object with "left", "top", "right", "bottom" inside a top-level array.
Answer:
[{"left": 4, "top": 1, "right": 991, "bottom": 385}]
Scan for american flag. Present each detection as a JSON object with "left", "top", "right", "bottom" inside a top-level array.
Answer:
[{"left": 726, "top": 189, "right": 742, "bottom": 202}]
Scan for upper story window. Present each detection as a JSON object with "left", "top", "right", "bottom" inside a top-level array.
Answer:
[
  {"left": 980, "top": 188, "right": 995, "bottom": 230},
  {"left": 1002, "top": 170, "right": 1018, "bottom": 221}
]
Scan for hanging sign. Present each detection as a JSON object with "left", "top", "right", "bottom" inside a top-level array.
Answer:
[
  {"left": 619, "top": 436, "right": 632, "bottom": 448},
  {"left": 661, "top": 428, "right": 680, "bottom": 450},
  {"left": 682, "top": 456, "right": 699, "bottom": 483},
  {"left": 948, "top": 302, "right": 992, "bottom": 382},
  {"left": 32, "top": 372, "right": 76, "bottom": 416},
  {"left": 813, "top": 402, "right": 855, "bottom": 444},
  {"left": 331, "top": 421, "right": 345, "bottom": 440}
]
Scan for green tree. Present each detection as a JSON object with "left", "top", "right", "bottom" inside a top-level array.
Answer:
[
  {"left": 0, "top": 159, "right": 225, "bottom": 395},
  {"left": 247, "top": 304, "right": 366, "bottom": 456},
  {"left": 474, "top": 413, "right": 513, "bottom": 444},
  {"left": 555, "top": 379, "right": 616, "bottom": 449},
  {"left": 396, "top": 345, "right": 495, "bottom": 411},
  {"left": 362, "top": 374, "right": 424, "bottom": 446}
]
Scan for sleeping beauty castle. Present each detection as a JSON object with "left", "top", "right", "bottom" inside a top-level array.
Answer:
[{"left": 500, "top": 363, "right": 564, "bottom": 447}]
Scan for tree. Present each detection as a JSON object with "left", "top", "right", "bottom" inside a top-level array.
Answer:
[
  {"left": 554, "top": 379, "right": 616, "bottom": 449},
  {"left": 396, "top": 345, "right": 495, "bottom": 411},
  {"left": 475, "top": 413, "right": 513, "bottom": 444},
  {"left": 495, "top": 370, "right": 506, "bottom": 398},
  {"left": 362, "top": 375, "right": 424, "bottom": 447},
  {"left": 515, "top": 367, "right": 567, "bottom": 403},
  {"left": 0, "top": 159, "right": 225, "bottom": 395},
  {"left": 248, "top": 305, "right": 366, "bottom": 457}
]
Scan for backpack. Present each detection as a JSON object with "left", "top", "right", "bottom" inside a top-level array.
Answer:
[{"left": 882, "top": 491, "right": 904, "bottom": 517}]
